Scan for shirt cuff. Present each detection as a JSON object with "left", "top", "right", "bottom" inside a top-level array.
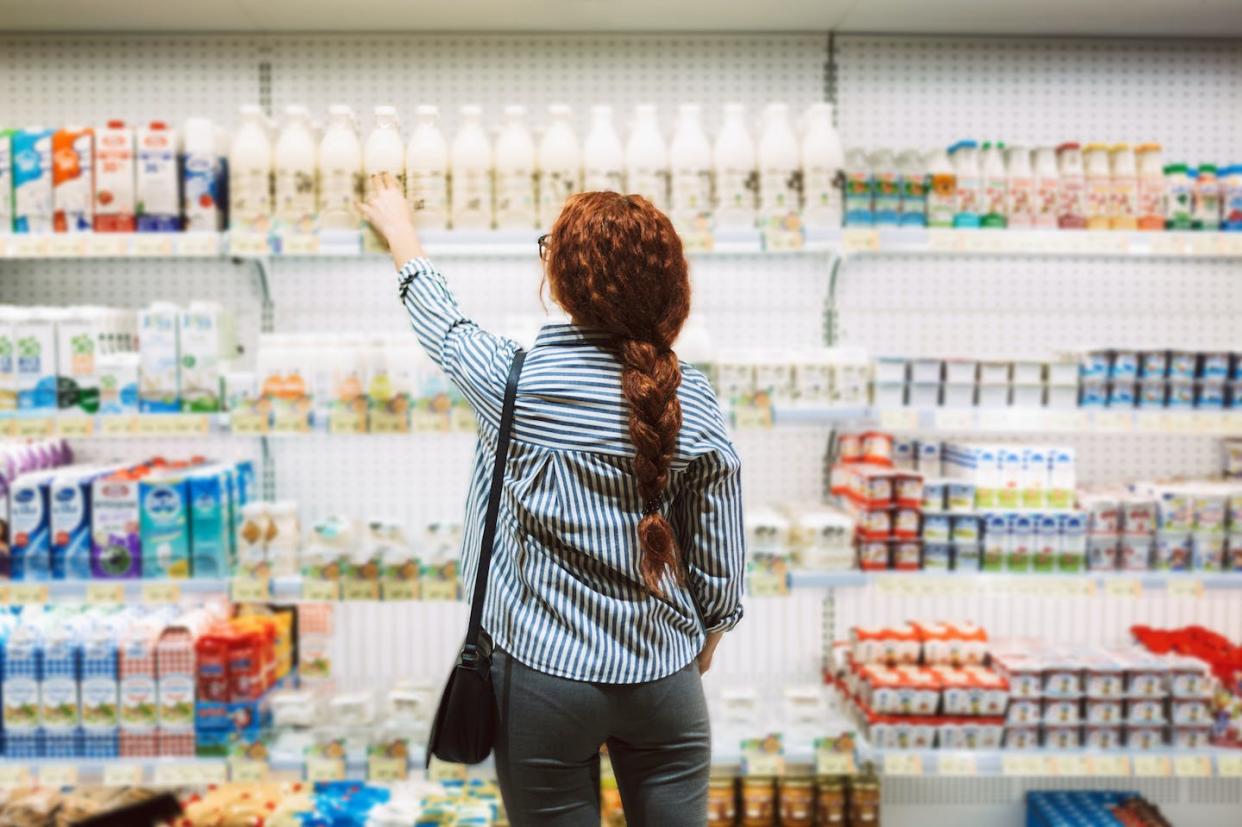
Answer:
[
  {"left": 704, "top": 605, "right": 744, "bottom": 634},
  {"left": 397, "top": 256, "right": 436, "bottom": 287}
]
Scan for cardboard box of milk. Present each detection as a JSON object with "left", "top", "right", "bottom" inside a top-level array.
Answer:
[
  {"left": 52, "top": 465, "right": 120, "bottom": 579},
  {"left": 188, "top": 464, "right": 233, "bottom": 577},
  {"left": 0, "top": 307, "right": 16, "bottom": 411},
  {"left": 136, "top": 122, "right": 180, "bottom": 232},
  {"left": 55, "top": 309, "right": 101, "bottom": 413},
  {"left": 52, "top": 127, "right": 94, "bottom": 232},
  {"left": 0, "top": 129, "right": 14, "bottom": 233},
  {"left": 11, "top": 128, "right": 53, "bottom": 233},
  {"left": 138, "top": 303, "right": 180, "bottom": 413},
  {"left": 91, "top": 470, "right": 143, "bottom": 578},
  {"left": 14, "top": 310, "right": 58, "bottom": 411},
  {"left": 11, "top": 470, "right": 55, "bottom": 580},
  {"left": 97, "top": 352, "right": 140, "bottom": 414},
  {"left": 179, "top": 302, "right": 233, "bottom": 412},
  {"left": 94, "top": 120, "right": 136, "bottom": 232},
  {"left": 139, "top": 469, "right": 192, "bottom": 578}
]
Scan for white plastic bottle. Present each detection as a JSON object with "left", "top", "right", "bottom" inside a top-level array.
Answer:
[
  {"left": 450, "top": 105, "right": 492, "bottom": 231},
  {"left": 801, "top": 103, "right": 844, "bottom": 231},
  {"left": 583, "top": 105, "right": 624, "bottom": 193},
  {"left": 626, "top": 104, "right": 668, "bottom": 210},
  {"left": 1005, "top": 145, "right": 1035, "bottom": 228},
  {"left": 757, "top": 103, "right": 802, "bottom": 228},
  {"left": 1135, "top": 143, "right": 1165, "bottom": 231},
  {"left": 713, "top": 103, "right": 756, "bottom": 232},
  {"left": 318, "top": 104, "right": 363, "bottom": 233},
  {"left": 405, "top": 105, "right": 449, "bottom": 231},
  {"left": 182, "top": 117, "right": 224, "bottom": 232},
  {"left": 493, "top": 105, "right": 536, "bottom": 230},
  {"left": 1109, "top": 144, "right": 1139, "bottom": 231},
  {"left": 1055, "top": 142, "right": 1086, "bottom": 229},
  {"left": 980, "top": 141, "right": 1008, "bottom": 229},
  {"left": 1032, "top": 146, "right": 1060, "bottom": 229},
  {"left": 669, "top": 103, "right": 713, "bottom": 234},
  {"left": 1083, "top": 143, "right": 1112, "bottom": 230},
  {"left": 896, "top": 149, "right": 927, "bottom": 227},
  {"left": 274, "top": 104, "right": 317, "bottom": 234},
  {"left": 925, "top": 146, "right": 956, "bottom": 228},
  {"left": 229, "top": 104, "right": 273, "bottom": 234},
  {"left": 364, "top": 106, "right": 405, "bottom": 248},
  {"left": 949, "top": 140, "right": 981, "bottom": 228},
  {"left": 868, "top": 148, "right": 899, "bottom": 227},
  {"left": 538, "top": 104, "right": 581, "bottom": 229}
]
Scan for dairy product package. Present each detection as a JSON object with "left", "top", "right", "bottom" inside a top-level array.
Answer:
[
  {"left": 136, "top": 122, "right": 180, "bottom": 232},
  {"left": 52, "top": 127, "right": 94, "bottom": 232},
  {"left": 0, "top": 307, "right": 16, "bottom": 410},
  {"left": 179, "top": 301, "right": 234, "bottom": 412},
  {"left": 404, "top": 105, "right": 449, "bottom": 231},
  {"left": 494, "top": 105, "right": 537, "bottom": 230},
  {"left": 92, "top": 470, "right": 143, "bottom": 578},
  {"left": 713, "top": 103, "right": 757, "bottom": 232},
  {"left": 538, "top": 104, "right": 581, "bottom": 229},
  {"left": 14, "top": 310, "right": 58, "bottom": 410},
  {"left": 11, "top": 471, "right": 54, "bottom": 580},
  {"left": 319, "top": 104, "right": 364, "bottom": 233},
  {"left": 138, "top": 302, "right": 180, "bottom": 412},
  {"left": 626, "top": 104, "right": 669, "bottom": 210},
  {"left": 0, "top": 129, "right": 13, "bottom": 232},
  {"left": 274, "top": 105, "right": 317, "bottom": 234},
  {"left": 182, "top": 117, "right": 225, "bottom": 232},
  {"left": 188, "top": 464, "right": 234, "bottom": 577},
  {"left": 583, "top": 104, "right": 624, "bottom": 193},
  {"left": 2, "top": 628, "right": 41, "bottom": 756},
  {"left": 80, "top": 630, "right": 120, "bottom": 757},
  {"left": 41, "top": 629, "right": 83, "bottom": 752},
  {"left": 94, "top": 120, "right": 137, "bottom": 232},
  {"left": 51, "top": 465, "right": 117, "bottom": 579},
  {"left": 12, "top": 128, "right": 54, "bottom": 233},
  {"left": 363, "top": 106, "right": 404, "bottom": 249},
  {"left": 97, "top": 351, "right": 140, "bottom": 414},
  {"left": 229, "top": 105, "right": 273, "bottom": 234},
  {"left": 55, "top": 308, "right": 102, "bottom": 413},
  {"left": 139, "top": 469, "right": 192, "bottom": 578}
]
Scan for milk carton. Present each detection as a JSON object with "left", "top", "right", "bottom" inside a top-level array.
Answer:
[
  {"left": 97, "top": 351, "right": 139, "bottom": 414},
  {"left": 11, "top": 470, "right": 54, "bottom": 580},
  {"left": 40, "top": 628, "right": 82, "bottom": 756},
  {"left": 136, "top": 122, "right": 180, "bottom": 232},
  {"left": 138, "top": 302, "right": 180, "bottom": 412},
  {"left": 156, "top": 619, "right": 200, "bottom": 755},
  {"left": 91, "top": 470, "right": 143, "bottom": 578},
  {"left": 178, "top": 302, "right": 233, "bottom": 412},
  {"left": 0, "top": 129, "right": 13, "bottom": 232},
  {"left": 119, "top": 621, "right": 159, "bottom": 756},
  {"left": 182, "top": 117, "right": 225, "bottom": 232},
  {"left": 52, "top": 127, "right": 94, "bottom": 232},
  {"left": 94, "top": 121, "right": 136, "bottom": 232},
  {"left": 140, "top": 469, "right": 192, "bottom": 578},
  {"left": 11, "top": 128, "right": 53, "bottom": 233},
  {"left": 80, "top": 628, "right": 120, "bottom": 757},
  {"left": 2, "top": 626, "right": 43, "bottom": 757},
  {"left": 55, "top": 308, "right": 101, "bottom": 412},
  {"left": 15, "top": 309, "right": 58, "bottom": 410},
  {"left": 188, "top": 464, "right": 233, "bottom": 577},
  {"left": 0, "top": 307, "right": 16, "bottom": 410},
  {"left": 51, "top": 466, "right": 95, "bottom": 579}
]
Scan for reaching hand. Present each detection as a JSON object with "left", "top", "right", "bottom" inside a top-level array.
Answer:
[
  {"left": 698, "top": 630, "right": 723, "bottom": 675},
  {"left": 358, "top": 172, "right": 426, "bottom": 268}
]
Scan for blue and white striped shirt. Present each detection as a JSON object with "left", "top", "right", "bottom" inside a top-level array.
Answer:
[{"left": 397, "top": 257, "right": 746, "bottom": 684}]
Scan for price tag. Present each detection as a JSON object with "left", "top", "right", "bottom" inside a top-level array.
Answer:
[
  {"left": 49, "top": 234, "right": 85, "bottom": 257},
  {"left": 421, "top": 580, "right": 459, "bottom": 601},
  {"left": 100, "top": 415, "right": 137, "bottom": 436},
  {"left": 103, "top": 762, "right": 144, "bottom": 787},
  {"left": 732, "top": 402, "right": 772, "bottom": 430},
  {"left": 1132, "top": 755, "right": 1171, "bottom": 777},
  {"left": 302, "top": 578, "right": 340, "bottom": 601},
  {"left": 15, "top": 417, "right": 54, "bottom": 438},
  {"left": 142, "top": 581, "right": 183, "bottom": 604},
  {"left": 1191, "top": 412, "right": 1227, "bottom": 434},
  {"left": 153, "top": 763, "right": 188, "bottom": 786},
  {"left": 883, "top": 753, "right": 923, "bottom": 776},
  {"left": 933, "top": 410, "right": 975, "bottom": 431},
  {"left": 178, "top": 233, "right": 222, "bottom": 257},
  {"left": 1089, "top": 755, "right": 1130, "bottom": 777},
  {"left": 367, "top": 756, "right": 407, "bottom": 782},
  {"left": 86, "top": 234, "right": 129, "bottom": 256},
  {"left": 230, "top": 411, "right": 270, "bottom": 435},
  {"left": 1052, "top": 755, "right": 1089, "bottom": 776},
  {"left": 38, "top": 764, "right": 78, "bottom": 788},
  {"left": 229, "top": 232, "right": 270, "bottom": 257},
  {"left": 937, "top": 754, "right": 976, "bottom": 776},
  {"left": 1104, "top": 578, "right": 1142, "bottom": 598},
  {"left": 842, "top": 229, "right": 879, "bottom": 252},
  {"left": 1003, "top": 755, "right": 1051, "bottom": 776},
  {"left": 1095, "top": 411, "right": 1132, "bottom": 432},
  {"left": 342, "top": 578, "right": 380, "bottom": 601},
  {"left": 369, "top": 410, "right": 411, "bottom": 434},
  {"left": 427, "top": 757, "right": 468, "bottom": 782},
  {"left": 10, "top": 234, "right": 49, "bottom": 257},
  {"left": 878, "top": 408, "right": 919, "bottom": 431},
  {"left": 328, "top": 410, "right": 367, "bottom": 434},
  {"left": 0, "top": 766, "right": 31, "bottom": 788},
  {"left": 1168, "top": 577, "right": 1204, "bottom": 598},
  {"left": 229, "top": 759, "right": 269, "bottom": 782},
  {"left": 133, "top": 234, "right": 176, "bottom": 256},
  {"left": 743, "top": 753, "right": 786, "bottom": 777},
  {"left": 815, "top": 751, "right": 855, "bottom": 777},
  {"left": 230, "top": 577, "right": 270, "bottom": 603},
  {"left": 305, "top": 757, "right": 346, "bottom": 783},
  {"left": 1217, "top": 754, "right": 1242, "bottom": 777},
  {"left": 57, "top": 415, "right": 95, "bottom": 437},
  {"left": 10, "top": 584, "right": 49, "bottom": 605},
  {"left": 1173, "top": 755, "right": 1212, "bottom": 778},
  {"left": 381, "top": 580, "right": 418, "bottom": 601},
  {"left": 1045, "top": 410, "right": 1089, "bottom": 432},
  {"left": 86, "top": 582, "right": 126, "bottom": 604},
  {"left": 278, "top": 233, "right": 321, "bottom": 255}
]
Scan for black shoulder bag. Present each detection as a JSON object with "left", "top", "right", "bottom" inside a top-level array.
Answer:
[{"left": 426, "top": 348, "right": 526, "bottom": 766}]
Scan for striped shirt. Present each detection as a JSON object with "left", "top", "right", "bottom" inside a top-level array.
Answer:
[{"left": 397, "top": 257, "right": 746, "bottom": 684}]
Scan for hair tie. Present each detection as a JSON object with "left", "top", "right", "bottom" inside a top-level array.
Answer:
[{"left": 642, "top": 494, "right": 663, "bottom": 516}]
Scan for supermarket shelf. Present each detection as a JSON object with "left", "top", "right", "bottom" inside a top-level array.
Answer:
[
  {"left": 858, "top": 748, "right": 1242, "bottom": 780},
  {"left": 0, "top": 757, "right": 230, "bottom": 788},
  {"left": 1, "top": 412, "right": 232, "bottom": 439},
  {"left": 824, "top": 407, "right": 1242, "bottom": 435},
  {"left": 841, "top": 228, "right": 1242, "bottom": 259},
  {"left": 3, "top": 578, "right": 229, "bottom": 605},
  {"left": 788, "top": 570, "right": 1242, "bottom": 594}
]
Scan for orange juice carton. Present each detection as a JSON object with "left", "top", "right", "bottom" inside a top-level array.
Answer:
[
  {"left": 52, "top": 126, "right": 93, "bottom": 232},
  {"left": 94, "top": 120, "right": 136, "bottom": 232}
]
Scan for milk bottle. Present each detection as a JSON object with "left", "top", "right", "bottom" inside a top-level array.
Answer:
[
  {"left": 494, "top": 105, "right": 536, "bottom": 230},
  {"left": 1055, "top": 142, "right": 1086, "bottom": 229},
  {"left": 364, "top": 106, "right": 404, "bottom": 250},
  {"left": 1005, "top": 145, "right": 1035, "bottom": 228},
  {"left": 713, "top": 103, "right": 757, "bottom": 231},
  {"left": 925, "top": 147, "right": 955, "bottom": 228},
  {"left": 625, "top": 105, "right": 668, "bottom": 210},
  {"left": 136, "top": 122, "right": 180, "bottom": 232},
  {"left": 583, "top": 105, "right": 624, "bottom": 193},
  {"left": 1032, "top": 147, "right": 1059, "bottom": 228},
  {"left": 450, "top": 105, "right": 492, "bottom": 231},
  {"left": 1083, "top": 143, "right": 1112, "bottom": 230},
  {"left": 1109, "top": 144, "right": 1139, "bottom": 231},
  {"left": 757, "top": 103, "right": 801, "bottom": 228},
  {"left": 843, "top": 148, "right": 873, "bottom": 226},
  {"left": 318, "top": 105, "right": 363, "bottom": 233},
  {"left": 94, "top": 121, "right": 136, "bottom": 232},
  {"left": 538, "top": 104, "right": 581, "bottom": 228},
  {"left": 896, "top": 150, "right": 926, "bottom": 227},
  {"left": 868, "top": 148, "right": 899, "bottom": 227},
  {"left": 11, "top": 129, "right": 53, "bottom": 233},
  {"left": 52, "top": 127, "right": 93, "bottom": 233},
  {"left": 274, "top": 105, "right": 317, "bottom": 234},
  {"left": 182, "top": 118, "right": 224, "bottom": 232},
  {"left": 229, "top": 105, "right": 273, "bottom": 234},
  {"left": 949, "top": 141, "right": 981, "bottom": 228},
  {"left": 801, "top": 103, "right": 844, "bottom": 231},
  {"left": 980, "top": 141, "right": 1007, "bottom": 228},
  {"left": 405, "top": 105, "right": 449, "bottom": 232},
  {"left": 1135, "top": 143, "right": 1165, "bottom": 231},
  {"left": 669, "top": 104, "right": 713, "bottom": 234}
]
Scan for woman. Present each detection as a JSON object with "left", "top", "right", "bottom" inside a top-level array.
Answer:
[{"left": 361, "top": 173, "right": 745, "bottom": 826}]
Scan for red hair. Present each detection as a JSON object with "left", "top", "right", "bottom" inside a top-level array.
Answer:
[{"left": 545, "top": 192, "right": 691, "bottom": 595}]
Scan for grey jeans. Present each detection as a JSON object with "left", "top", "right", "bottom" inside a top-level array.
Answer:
[{"left": 490, "top": 648, "right": 711, "bottom": 827}]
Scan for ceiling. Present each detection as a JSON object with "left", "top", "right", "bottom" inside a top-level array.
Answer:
[{"left": 2, "top": 0, "right": 1241, "bottom": 36}]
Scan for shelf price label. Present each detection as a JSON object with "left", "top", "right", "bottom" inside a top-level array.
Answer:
[
  {"left": 1167, "top": 577, "right": 1204, "bottom": 598},
  {"left": 305, "top": 758, "right": 346, "bottom": 783},
  {"left": 342, "top": 578, "right": 380, "bottom": 601},
  {"left": 229, "top": 759, "right": 269, "bottom": 783},
  {"left": 38, "top": 764, "right": 78, "bottom": 788},
  {"left": 100, "top": 415, "right": 138, "bottom": 436},
  {"left": 933, "top": 410, "right": 975, "bottom": 431},
  {"left": 103, "top": 762, "right": 144, "bottom": 787},
  {"left": 381, "top": 580, "right": 418, "bottom": 601},
  {"left": 1003, "top": 755, "right": 1051, "bottom": 776},
  {"left": 86, "top": 582, "right": 126, "bottom": 604},
  {"left": 427, "top": 757, "right": 467, "bottom": 782},
  {"left": 57, "top": 415, "right": 95, "bottom": 437},
  {"left": 230, "top": 412, "right": 270, "bottom": 435},
  {"left": 179, "top": 233, "right": 223, "bottom": 257},
  {"left": 882, "top": 752, "right": 923, "bottom": 776},
  {"left": 877, "top": 409, "right": 919, "bottom": 432},
  {"left": 15, "top": 417, "right": 54, "bottom": 438},
  {"left": 1173, "top": 755, "right": 1212, "bottom": 778},
  {"left": 10, "top": 584, "right": 49, "bottom": 605},
  {"left": 142, "top": 581, "right": 183, "bottom": 604},
  {"left": 937, "top": 754, "right": 976, "bottom": 776},
  {"left": 1103, "top": 578, "right": 1141, "bottom": 598},
  {"left": 1132, "top": 755, "right": 1171, "bottom": 777},
  {"left": 814, "top": 739, "right": 856, "bottom": 776},
  {"left": 0, "top": 766, "right": 30, "bottom": 789},
  {"left": 302, "top": 578, "right": 341, "bottom": 601},
  {"left": 367, "top": 756, "right": 408, "bottom": 783},
  {"left": 133, "top": 234, "right": 176, "bottom": 256},
  {"left": 1217, "top": 754, "right": 1242, "bottom": 777},
  {"left": 1052, "top": 755, "right": 1089, "bottom": 776},
  {"left": 231, "top": 577, "right": 270, "bottom": 603},
  {"left": 1089, "top": 755, "right": 1130, "bottom": 777}
]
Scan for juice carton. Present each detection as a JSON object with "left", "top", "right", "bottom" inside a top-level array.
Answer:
[
  {"left": 188, "top": 464, "right": 233, "bottom": 577},
  {"left": 138, "top": 302, "right": 180, "bottom": 412},
  {"left": 14, "top": 310, "right": 58, "bottom": 410},
  {"left": 52, "top": 127, "right": 94, "bottom": 232},
  {"left": 156, "top": 618, "right": 200, "bottom": 756},
  {"left": 51, "top": 465, "right": 117, "bottom": 579},
  {"left": 182, "top": 118, "right": 225, "bottom": 232},
  {"left": 119, "top": 620, "right": 160, "bottom": 756},
  {"left": 140, "top": 469, "right": 192, "bottom": 578},
  {"left": 81, "top": 627, "right": 120, "bottom": 757},
  {"left": 2, "top": 626, "right": 43, "bottom": 758},
  {"left": 97, "top": 351, "right": 139, "bottom": 414},
  {"left": 40, "top": 627, "right": 82, "bottom": 757},
  {"left": 11, "top": 128, "right": 54, "bottom": 233},
  {"left": 179, "top": 302, "right": 234, "bottom": 412},
  {"left": 55, "top": 308, "right": 101, "bottom": 412},
  {"left": 91, "top": 469, "right": 144, "bottom": 578},
  {"left": 94, "top": 120, "right": 136, "bottom": 232},
  {"left": 0, "top": 307, "right": 16, "bottom": 410},
  {"left": 0, "top": 129, "right": 14, "bottom": 232},
  {"left": 137, "top": 122, "right": 180, "bottom": 232},
  {"left": 11, "top": 470, "right": 54, "bottom": 580}
]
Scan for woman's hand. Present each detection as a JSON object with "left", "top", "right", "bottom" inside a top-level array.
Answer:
[
  {"left": 698, "top": 630, "right": 723, "bottom": 675},
  {"left": 358, "top": 172, "right": 426, "bottom": 269}
]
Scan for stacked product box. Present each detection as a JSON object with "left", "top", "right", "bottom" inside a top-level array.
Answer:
[
  {"left": 713, "top": 347, "right": 871, "bottom": 411},
  {"left": 831, "top": 432, "right": 923, "bottom": 570},
  {"left": 1078, "top": 349, "right": 1242, "bottom": 410},
  {"left": 1026, "top": 791, "right": 1173, "bottom": 827},
  {"left": 896, "top": 436, "right": 982, "bottom": 570},
  {"left": 993, "top": 641, "right": 1212, "bottom": 751},
  {"left": 871, "top": 355, "right": 1079, "bottom": 409}
]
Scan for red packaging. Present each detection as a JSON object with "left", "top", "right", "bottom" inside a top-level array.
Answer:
[{"left": 195, "top": 630, "right": 232, "bottom": 703}]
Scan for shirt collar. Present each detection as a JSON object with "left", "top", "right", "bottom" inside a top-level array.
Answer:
[{"left": 534, "top": 322, "right": 616, "bottom": 348}]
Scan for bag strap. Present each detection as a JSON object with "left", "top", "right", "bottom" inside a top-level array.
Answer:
[{"left": 463, "top": 348, "right": 526, "bottom": 655}]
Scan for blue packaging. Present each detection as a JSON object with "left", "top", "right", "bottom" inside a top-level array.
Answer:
[
  {"left": 10, "top": 471, "right": 54, "bottom": 580},
  {"left": 11, "top": 128, "right": 54, "bottom": 233},
  {"left": 1169, "top": 351, "right": 1198, "bottom": 379},
  {"left": 1138, "top": 350, "right": 1169, "bottom": 379},
  {"left": 1109, "top": 350, "right": 1138, "bottom": 380},
  {"left": 1198, "top": 380, "right": 1227, "bottom": 409},
  {"left": 188, "top": 464, "right": 233, "bottom": 577},
  {"left": 1168, "top": 379, "right": 1196, "bottom": 408},
  {"left": 1137, "top": 380, "right": 1167, "bottom": 408},
  {"left": 1080, "top": 379, "right": 1109, "bottom": 407},
  {"left": 1079, "top": 350, "right": 1112, "bottom": 379},
  {"left": 139, "top": 471, "right": 192, "bottom": 578},
  {"left": 1107, "top": 382, "right": 1136, "bottom": 408},
  {"left": 51, "top": 466, "right": 117, "bottom": 579}
]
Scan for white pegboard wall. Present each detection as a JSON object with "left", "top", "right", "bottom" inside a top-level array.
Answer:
[{"left": 836, "top": 35, "right": 1242, "bottom": 161}]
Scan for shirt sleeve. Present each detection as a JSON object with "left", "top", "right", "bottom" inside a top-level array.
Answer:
[
  {"left": 673, "top": 439, "right": 746, "bottom": 635},
  {"left": 397, "top": 257, "right": 519, "bottom": 428}
]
